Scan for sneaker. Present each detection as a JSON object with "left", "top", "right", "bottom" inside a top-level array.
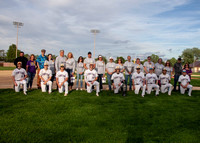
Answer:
[
  {"left": 142, "top": 95, "right": 144, "bottom": 97},
  {"left": 188, "top": 94, "right": 191, "bottom": 96},
  {"left": 80, "top": 88, "right": 83, "bottom": 91},
  {"left": 96, "top": 93, "right": 99, "bottom": 96},
  {"left": 76, "top": 88, "right": 78, "bottom": 90},
  {"left": 24, "top": 91, "right": 27, "bottom": 95},
  {"left": 48, "top": 91, "right": 52, "bottom": 94},
  {"left": 64, "top": 93, "right": 68, "bottom": 96}
]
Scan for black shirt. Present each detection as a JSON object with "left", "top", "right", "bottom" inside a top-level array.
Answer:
[
  {"left": 173, "top": 62, "right": 182, "bottom": 75},
  {"left": 14, "top": 56, "right": 28, "bottom": 69}
]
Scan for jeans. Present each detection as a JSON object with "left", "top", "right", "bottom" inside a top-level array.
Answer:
[
  {"left": 76, "top": 73, "right": 83, "bottom": 88},
  {"left": 107, "top": 74, "right": 112, "bottom": 90},
  {"left": 97, "top": 74, "right": 103, "bottom": 90},
  {"left": 125, "top": 74, "right": 132, "bottom": 90},
  {"left": 174, "top": 74, "right": 180, "bottom": 91},
  {"left": 27, "top": 72, "right": 36, "bottom": 88},
  {"left": 66, "top": 69, "right": 73, "bottom": 86}
]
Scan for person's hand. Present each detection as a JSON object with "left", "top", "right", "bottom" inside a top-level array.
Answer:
[
  {"left": 43, "top": 81, "right": 47, "bottom": 85},
  {"left": 87, "top": 82, "right": 90, "bottom": 86},
  {"left": 20, "top": 78, "right": 23, "bottom": 81},
  {"left": 133, "top": 86, "right": 135, "bottom": 90},
  {"left": 118, "top": 83, "right": 121, "bottom": 86},
  {"left": 103, "top": 74, "right": 105, "bottom": 77},
  {"left": 72, "top": 72, "right": 74, "bottom": 75},
  {"left": 60, "top": 82, "right": 64, "bottom": 86},
  {"left": 14, "top": 82, "right": 18, "bottom": 86},
  {"left": 113, "top": 85, "right": 116, "bottom": 89},
  {"left": 79, "top": 72, "right": 83, "bottom": 75},
  {"left": 129, "top": 72, "right": 131, "bottom": 75},
  {"left": 58, "top": 84, "right": 61, "bottom": 88},
  {"left": 91, "top": 81, "right": 94, "bottom": 84}
]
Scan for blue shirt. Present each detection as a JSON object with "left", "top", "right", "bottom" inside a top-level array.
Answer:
[{"left": 36, "top": 55, "right": 47, "bottom": 69}]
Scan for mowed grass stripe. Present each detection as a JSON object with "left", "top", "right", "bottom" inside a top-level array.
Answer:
[{"left": 0, "top": 89, "right": 200, "bottom": 143}]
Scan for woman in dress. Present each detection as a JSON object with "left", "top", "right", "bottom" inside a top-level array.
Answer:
[
  {"left": 76, "top": 56, "right": 84, "bottom": 90},
  {"left": 66, "top": 52, "right": 75, "bottom": 90}
]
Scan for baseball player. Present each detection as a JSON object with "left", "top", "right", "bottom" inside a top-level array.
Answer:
[
  {"left": 159, "top": 68, "right": 173, "bottom": 95},
  {"left": 144, "top": 56, "right": 155, "bottom": 74},
  {"left": 124, "top": 56, "right": 134, "bottom": 91},
  {"left": 132, "top": 66, "right": 146, "bottom": 97},
  {"left": 111, "top": 66, "right": 125, "bottom": 94},
  {"left": 39, "top": 62, "right": 52, "bottom": 94},
  {"left": 84, "top": 63, "right": 99, "bottom": 96},
  {"left": 106, "top": 57, "right": 116, "bottom": 90},
  {"left": 12, "top": 62, "right": 27, "bottom": 95},
  {"left": 56, "top": 64, "right": 69, "bottom": 96},
  {"left": 146, "top": 67, "right": 159, "bottom": 96},
  {"left": 178, "top": 70, "right": 193, "bottom": 96}
]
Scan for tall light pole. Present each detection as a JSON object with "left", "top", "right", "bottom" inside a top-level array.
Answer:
[
  {"left": 90, "top": 29, "right": 100, "bottom": 58},
  {"left": 13, "top": 21, "right": 24, "bottom": 58}
]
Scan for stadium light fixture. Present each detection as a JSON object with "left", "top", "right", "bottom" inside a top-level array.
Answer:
[
  {"left": 90, "top": 29, "right": 100, "bottom": 58},
  {"left": 13, "top": 21, "right": 24, "bottom": 58}
]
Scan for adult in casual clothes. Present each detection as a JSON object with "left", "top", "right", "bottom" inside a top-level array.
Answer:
[
  {"left": 45, "top": 54, "right": 55, "bottom": 83},
  {"left": 96, "top": 55, "right": 105, "bottom": 90},
  {"left": 178, "top": 69, "right": 193, "bottom": 96},
  {"left": 66, "top": 52, "right": 75, "bottom": 90},
  {"left": 12, "top": 62, "right": 27, "bottom": 95},
  {"left": 165, "top": 61, "right": 173, "bottom": 77},
  {"left": 39, "top": 62, "right": 52, "bottom": 94},
  {"left": 14, "top": 51, "right": 28, "bottom": 69},
  {"left": 55, "top": 50, "right": 66, "bottom": 72},
  {"left": 146, "top": 67, "right": 159, "bottom": 96},
  {"left": 106, "top": 57, "right": 116, "bottom": 90},
  {"left": 115, "top": 58, "right": 124, "bottom": 73},
  {"left": 173, "top": 58, "right": 182, "bottom": 91},
  {"left": 159, "top": 68, "right": 173, "bottom": 96},
  {"left": 124, "top": 56, "right": 134, "bottom": 91},
  {"left": 56, "top": 64, "right": 68, "bottom": 96},
  {"left": 183, "top": 63, "right": 192, "bottom": 79},
  {"left": 26, "top": 54, "right": 37, "bottom": 89},
  {"left": 144, "top": 56, "right": 155, "bottom": 74},
  {"left": 132, "top": 66, "right": 146, "bottom": 97},
  {"left": 111, "top": 66, "right": 125, "bottom": 94},
  {"left": 155, "top": 58, "right": 164, "bottom": 77},
  {"left": 134, "top": 58, "right": 144, "bottom": 73},
  {"left": 84, "top": 63, "right": 99, "bottom": 96},
  {"left": 36, "top": 49, "right": 47, "bottom": 89},
  {"left": 76, "top": 56, "right": 84, "bottom": 90}
]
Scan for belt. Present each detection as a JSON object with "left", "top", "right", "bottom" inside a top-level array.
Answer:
[
  {"left": 161, "top": 84, "right": 166, "bottom": 85},
  {"left": 135, "top": 83, "right": 140, "bottom": 85},
  {"left": 148, "top": 83, "right": 154, "bottom": 85}
]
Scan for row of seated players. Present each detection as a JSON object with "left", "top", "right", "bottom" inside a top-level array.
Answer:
[{"left": 12, "top": 61, "right": 193, "bottom": 97}]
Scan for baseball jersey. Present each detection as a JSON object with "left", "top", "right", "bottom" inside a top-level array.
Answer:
[
  {"left": 144, "top": 61, "right": 155, "bottom": 72},
  {"left": 12, "top": 68, "right": 27, "bottom": 81},
  {"left": 56, "top": 70, "right": 68, "bottom": 83},
  {"left": 146, "top": 73, "right": 158, "bottom": 84},
  {"left": 111, "top": 73, "right": 125, "bottom": 84},
  {"left": 84, "top": 69, "right": 98, "bottom": 82},
  {"left": 159, "top": 74, "right": 170, "bottom": 85},
  {"left": 55, "top": 56, "right": 66, "bottom": 71},
  {"left": 178, "top": 75, "right": 190, "bottom": 86},
  {"left": 132, "top": 72, "right": 145, "bottom": 85},
  {"left": 76, "top": 62, "right": 84, "bottom": 74},
  {"left": 124, "top": 61, "right": 134, "bottom": 75},
  {"left": 155, "top": 63, "right": 164, "bottom": 76},
  {"left": 84, "top": 57, "right": 95, "bottom": 69},
  {"left": 45, "top": 60, "right": 55, "bottom": 74},
  {"left": 115, "top": 64, "right": 124, "bottom": 71},
  {"left": 165, "top": 66, "right": 173, "bottom": 76},
  {"left": 66, "top": 58, "right": 75, "bottom": 72},
  {"left": 96, "top": 60, "right": 105, "bottom": 74},
  {"left": 134, "top": 63, "right": 144, "bottom": 73},
  {"left": 39, "top": 69, "right": 52, "bottom": 82},
  {"left": 106, "top": 62, "right": 116, "bottom": 73}
]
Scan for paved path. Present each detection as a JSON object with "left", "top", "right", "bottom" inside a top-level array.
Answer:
[{"left": 1, "top": 70, "right": 200, "bottom": 90}]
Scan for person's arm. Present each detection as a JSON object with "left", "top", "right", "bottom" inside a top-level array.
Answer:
[
  {"left": 132, "top": 79, "right": 135, "bottom": 90},
  {"left": 72, "top": 59, "right": 75, "bottom": 75},
  {"left": 26, "top": 64, "right": 29, "bottom": 72},
  {"left": 84, "top": 63, "right": 88, "bottom": 70},
  {"left": 12, "top": 76, "right": 17, "bottom": 86},
  {"left": 103, "top": 63, "right": 105, "bottom": 76}
]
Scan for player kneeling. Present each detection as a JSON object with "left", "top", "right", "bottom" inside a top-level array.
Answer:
[
  {"left": 111, "top": 66, "right": 125, "bottom": 94},
  {"left": 178, "top": 69, "right": 193, "bottom": 96},
  {"left": 146, "top": 67, "right": 159, "bottom": 96},
  {"left": 56, "top": 64, "right": 68, "bottom": 96},
  {"left": 12, "top": 62, "right": 27, "bottom": 95},
  {"left": 159, "top": 68, "right": 173, "bottom": 95},
  {"left": 39, "top": 62, "right": 52, "bottom": 94},
  {"left": 84, "top": 63, "right": 100, "bottom": 96},
  {"left": 132, "top": 66, "right": 146, "bottom": 97}
]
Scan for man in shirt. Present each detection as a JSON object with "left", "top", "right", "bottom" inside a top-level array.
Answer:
[
  {"left": 124, "top": 56, "right": 134, "bottom": 91},
  {"left": 55, "top": 50, "right": 66, "bottom": 72},
  {"left": 173, "top": 58, "right": 182, "bottom": 91},
  {"left": 106, "top": 57, "right": 116, "bottom": 90},
  {"left": 144, "top": 56, "right": 155, "bottom": 74},
  {"left": 14, "top": 51, "right": 28, "bottom": 69}
]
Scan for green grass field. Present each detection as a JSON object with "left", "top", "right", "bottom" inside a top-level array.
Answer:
[
  {"left": 0, "top": 89, "right": 200, "bottom": 143},
  {"left": 0, "top": 67, "right": 15, "bottom": 70}
]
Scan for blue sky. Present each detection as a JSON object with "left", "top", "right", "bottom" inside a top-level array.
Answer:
[{"left": 0, "top": 0, "right": 199, "bottom": 60}]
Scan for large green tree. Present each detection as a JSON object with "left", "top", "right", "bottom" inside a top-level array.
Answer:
[
  {"left": 115, "top": 56, "right": 125, "bottom": 63},
  {"left": 169, "top": 57, "right": 177, "bottom": 66},
  {"left": 6, "top": 44, "right": 21, "bottom": 62},
  {"left": 181, "top": 47, "right": 200, "bottom": 64},
  {"left": 150, "top": 54, "right": 159, "bottom": 63}
]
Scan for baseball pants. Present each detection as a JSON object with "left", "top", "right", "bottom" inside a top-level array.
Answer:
[
  {"left": 58, "top": 82, "right": 68, "bottom": 94},
  {"left": 15, "top": 80, "right": 27, "bottom": 92},
  {"left": 113, "top": 83, "right": 123, "bottom": 94},
  {"left": 161, "top": 83, "right": 173, "bottom": 95},
  {"left": 147, "top": 84, "right": 159, "bottom": 95},
  {"left": 87, "top": 81, "right": 99, "bottom": 93},
  {"left": 180, "top": 84, "right": 193, "bottom": 96},
  {"left": 41, "top": 81, "right": 52, "bottom": 92},
  {"left": 134, "top": 84, "right": 146, "bottom": 96}
]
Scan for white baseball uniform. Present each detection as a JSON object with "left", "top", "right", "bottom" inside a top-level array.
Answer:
[
  {"left": 144, "top": 61, "right": 155, "bottom": 73},
  {"left": 159, "top": 73, "right": 173, "bottom": 95},
  {"left": 84, "top": 69, "right": 99, "bottom": 93},
  {"left": 146, "top": 73, "right": 159, "bottom": 95},
  {"left": 178, "top": 75, "right": 193, "bottom": 96},
  {"left": 132, "top": 72, "right": 146, "bottom": 96},
  {"left": 12, "top": 68, "right": 27, "bottom": 92},
  {"left": 56, "top": 70, "right": 69, "bottom": 94},
  {"left": 111, "top": 72, "right": 125, "bottom": 93},
  {"left": 39, "top": 69, "right": 52, "bottom": 92},
  {"left": 134, "top": 64, "right": 144, "bottom": 73}
]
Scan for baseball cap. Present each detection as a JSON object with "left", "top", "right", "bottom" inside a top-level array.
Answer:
[
  {"left": 17, "top": 61, "right": 22, "bottom": 65},
  {"left": 89, "top": 62, "right": 94, "bottom": 65},
  {"left": 149, "top": 66, "right": 153, "bottom": 70},
  {"left": 163, "top": 68, "right": 167, "bottom": 71},
  {"left": 136, "top": 66, "right": 140, "bottom": 69},
  {"left": 60, "top": 64, "right": 65, "bottom": 67},
  {"left": 98, "top": 55, "right": 102, "bottom": 58},
  {"left": 44, "top": 62, "right": 48, "bottom": 66},
  {"left": 182, "top": 69, "right": 186, "bottom": 73},
  {"left": 115, "top": 66, "right": 120, "bottom": 69},
  {"left": 109, "top": 57, "right": 113, "bottom": 60}
]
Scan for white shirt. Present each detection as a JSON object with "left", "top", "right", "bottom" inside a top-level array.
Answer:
[
  {"left": 12, "top": 68, "right": 27, "bottom": 81},
  {"left": 45, "top": 60, "right": 55, "bottom": 74},
  {"left": 144, "top": 61, "right": 155, "bottom": 72},
  {"left": 106, "top": 62, "right": 116, "bottom": 73},
  {"left": 124, "top": 61, "right": 134, "bottom": 75},
  {"left": 111, "top": 72, "right": 125, "bottom": 84},
  {"left": 155, "top": 63, "right": 164, "bottom": 76},
  {"left": 84, "top": 69, "right": 98, "bottom": 82},
  {"left": 165, "top": 66, "right": 173, "bottom": 77},
  {"left": 178, "top": 75, "right": 190, "bottom": 86},
  {"left": 132, "top": 72, "right": 145, "bottom": 85},
  {"left": 56, "top": 70, "right": 68, "bottom": 83},
  {"left": 84, "top": 57, "right": 95, "bottom": 69},
  {"left": 66, "top": 58, "right": 75, "bottom": 72},
  {"left": 146, "top": 73, "right": 158, "bottom": 84},
  {"left": 159, "top": 73, "right": 171, "bottom": 85},
  {"left": 39, "top": 69, "right": 52, "bottom": 82},
  {"left": 55, "top": 56, "right": 66, "bottom": 72},
  {"left": 96, "top": 60, "right": 105, "bottom": 74},
  {"left": 76, "top": 62, "right": 84, "bottom": 74}
]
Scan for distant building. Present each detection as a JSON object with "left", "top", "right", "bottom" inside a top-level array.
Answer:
[{"left": 190, "top": 61, "right": 200, "bottom": 73}]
